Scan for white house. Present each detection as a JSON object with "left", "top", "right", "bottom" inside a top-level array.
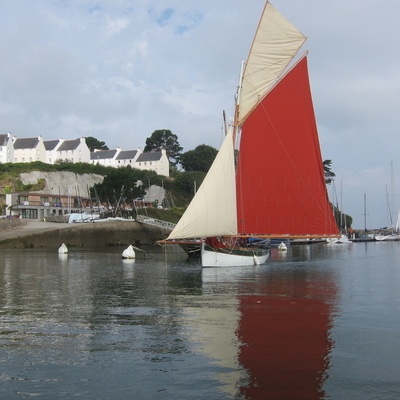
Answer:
[
  {"left": 115, "top": 150, "right": 139, "bottom": 168},
  {"left": 44, "top": 139, "right": 60, "bottom": 164},
  {"left": 90, "top": 148, "right": 169, "bottom": 176},
  {"left": 54, "top": 138, "right": 90, "bottom": 164},
  {"left": 13, "top": 136, "right": 46, "bottom": 163},
  {"left": 0, "top": 132, "right": 15, "bottom": 163},
  {"left": 135, "top": 149, "right": 169, "bottom": 177},
  {"left": 90, "top": 148, "right": 120, "bottom": 167}
]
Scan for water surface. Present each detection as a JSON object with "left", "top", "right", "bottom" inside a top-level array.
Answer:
[{"left": 0, "top": 242, "right": 399, "bottom": 399}]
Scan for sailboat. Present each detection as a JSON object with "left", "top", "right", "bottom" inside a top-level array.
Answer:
[
  {"left": 375, "top": 209, "right": 400, "bottom": 241},
  {"left": 162, "top": 1, "right": 339, "bottom": 267},
  {"left": 375, "top": 163, "right": 400, "bottom": 241}
]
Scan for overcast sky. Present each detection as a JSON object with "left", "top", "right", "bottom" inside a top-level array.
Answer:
[{"left": 1, "top": 0, "right": 400, "bottom": 229}]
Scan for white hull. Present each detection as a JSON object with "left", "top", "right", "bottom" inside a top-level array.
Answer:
[
  {"left": 375, "top": 234, "right": 400, "bottom": 241},
  {"left": 201, "top": 243, "right": 269, "bottom": 267},
  {"left": 327, "top": 234, "right": 351, "bottom": 245}
]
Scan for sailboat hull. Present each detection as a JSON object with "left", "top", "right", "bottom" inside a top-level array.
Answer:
[
  {"left": 201, "top": 243, "right": 269, "bottom": 267},
  {"left": 374, "top": 234, "right": 400, "bottom": 241}
]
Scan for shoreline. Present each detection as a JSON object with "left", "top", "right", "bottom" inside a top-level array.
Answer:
[{"left": 0, "top": 219, "right": 169, "bottom": 249}]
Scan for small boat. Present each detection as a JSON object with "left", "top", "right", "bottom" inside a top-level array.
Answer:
[
  {"left": 327, "top": 234, "right": 352, "bottom": 245},
  {"left": 58, "top": 243, "right": 68, "bottom": 254},
  {"left": 122, "top": 245, "right": 136, "bottom": 259},
  {"left": 374, "top": 232, "right": 400, "bottom": 241}
]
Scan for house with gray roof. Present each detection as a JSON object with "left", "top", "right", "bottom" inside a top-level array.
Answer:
[
  {"left": 53, "top": 138, "right": 90, "bottom": 164},
  {"left": 44, "top": 139, "right": 61, "bottom": 164},
  {"left": 0, "top": 132, "right": 15, "bottom": 163},
  {"left": 13, "top": 136, "right": 46, "bottom": 163},
  {"left": 135, "top": 149, "right": 169, "bottom": 177},
  {"left": 115, "top": 150, "right": 139, "bottom": 167},
  {"left": 90, "top": 147, "right": 169, "bottom": 176},
  {"left": 44, "top": 138, "right": 90, "bottom": 164},
  {"left": 90, "top": 148, "right": 120, "bottom": 167}
]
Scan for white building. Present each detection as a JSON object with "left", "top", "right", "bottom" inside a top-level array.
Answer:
[
  {"left": 13, "top": 136, "right": 46, "bottom": 163},
  {"left": 55, "top": 138, "right": 90, "bottom": 164},
  {"left": 115, "top": 150, "right": 139, "bottom": 167},
  {"left": 135, "top": 149, "right": 169, "bottom": 177},
  {"left": 0, "top": 132, "right": 15, "bottom": 163},
  {"left": 90, "top": 148, "right": 169, "bottom": 177},
  {"left": 90, "top": 148, "right": 120, "bottom": 167},
  {"left": 44, "top": 139, "right": 60, "bottom": 164}
]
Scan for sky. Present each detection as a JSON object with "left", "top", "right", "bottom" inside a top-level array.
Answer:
[{"left": 1, "top": 0, "right": 400, "bottom": 229}]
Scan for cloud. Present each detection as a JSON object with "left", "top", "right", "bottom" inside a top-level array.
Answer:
[{"left": 103, "top": 16, "right": 130, "bottom": 38}]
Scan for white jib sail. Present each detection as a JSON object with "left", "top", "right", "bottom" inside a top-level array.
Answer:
[
  {"left": 238, "top": 2, "right": 306, "bottom": 125},
  {"left": 167, "top": 128, "right": 237, "bottom": 240}
]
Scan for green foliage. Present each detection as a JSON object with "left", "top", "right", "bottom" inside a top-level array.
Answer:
[
  {"left": 174, "top": 171, "right": 206, "bottom": 195},
  {"left": 91, "top": 167, "right": 165, "bottom": 205},
  {"left": 180, "top": 144, "right": 218, "bottom": 172},
  {"left": 144, "top": 129, "right": 183, "bottom": 167},
  {"left": 85, "top": 136, "right": 109, "bottom": 152},
  {"left": 141, "top": 207, "right": 185, "bottom": 224},
  {"left": 323, "top": 159, "right": 335, "bottom": 185},
  {"left": 332, "top": 204, "right": 353, "bottom": 229},
  {"left": 0, "top": 161, "right": 56, "bottom": 175}
]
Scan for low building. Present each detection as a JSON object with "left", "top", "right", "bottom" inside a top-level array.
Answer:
[{"left": 5, "top": 192, "right": 92, "bottom": 220}]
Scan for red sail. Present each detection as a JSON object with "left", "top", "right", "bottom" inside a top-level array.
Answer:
[{"left": 236, "top": 56, "right": 338, "bottom": 236}]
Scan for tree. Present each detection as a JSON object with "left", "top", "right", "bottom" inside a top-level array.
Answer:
[
  {"left": 323, "top": 159, "right": 335, "bottom": 185},
  {"left": 85, "top": 136, "right": 109, "bottom": 152},
  {"left": 144, "top": 129, "right": 183, "bottom": 167},
  {"left": 180, "top": 144, "right": 218, "bottom": 172},
  {"left": 174, "top": 171, "right": 207, "bottom": 196}
]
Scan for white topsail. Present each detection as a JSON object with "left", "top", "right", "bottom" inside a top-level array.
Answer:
[
  {"left": 238, "top": 2, "right": 306, "bottom": 125},
  {"left": 167, "top": 128, "right": 237, "bottom": 240}
]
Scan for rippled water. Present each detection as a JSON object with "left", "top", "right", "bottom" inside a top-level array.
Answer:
[{"left": 0, "top": 242, "right": 400, "bottom": 399}]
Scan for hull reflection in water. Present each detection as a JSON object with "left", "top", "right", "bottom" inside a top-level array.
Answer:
[{"left": 201, "top": 256, "right": 338, "bottom": 399}]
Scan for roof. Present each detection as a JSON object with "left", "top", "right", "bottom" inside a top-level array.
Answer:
[
  {"left": 44, "top": 140, "right": 60, "bottom": 151},
  {"left": 13, "top": 137, "right": 40, "bottom": 150},
  {"left": 136, "top": 151, "right": 162, "bottom": 162},
  {"left": 0, "top": 134, "right": 9, "bottom": 146},
  {"left": 115, "top": 150, "right": 138, "bottom": 160},
  {"left": 57, "top": 139, "right": 80, "bottom": 151},
  {"left": 90, "top": 149, "right": 118, "bottom": 160}
]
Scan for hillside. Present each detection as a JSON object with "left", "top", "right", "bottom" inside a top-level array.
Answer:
[{"left": 0, "top": 162, "right": 199, "bottom": 222}]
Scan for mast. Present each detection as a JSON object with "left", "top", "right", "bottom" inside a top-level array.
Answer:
[
  {"left": 233, "top": 60, "right": 245, "bottom": 148},
  {"left": 364, "top": 193, "right": 368, "bottom": 232},
  {"left": 390, "top": 161, "right": 397, "bottom": 227}
]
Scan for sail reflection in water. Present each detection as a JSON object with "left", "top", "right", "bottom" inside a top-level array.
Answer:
[
  {"left": 237, "top": 270, "right": 337, "bottom": 398},
  {"left": 200, "top": 248, "right": 338, "bottom": 399}
]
